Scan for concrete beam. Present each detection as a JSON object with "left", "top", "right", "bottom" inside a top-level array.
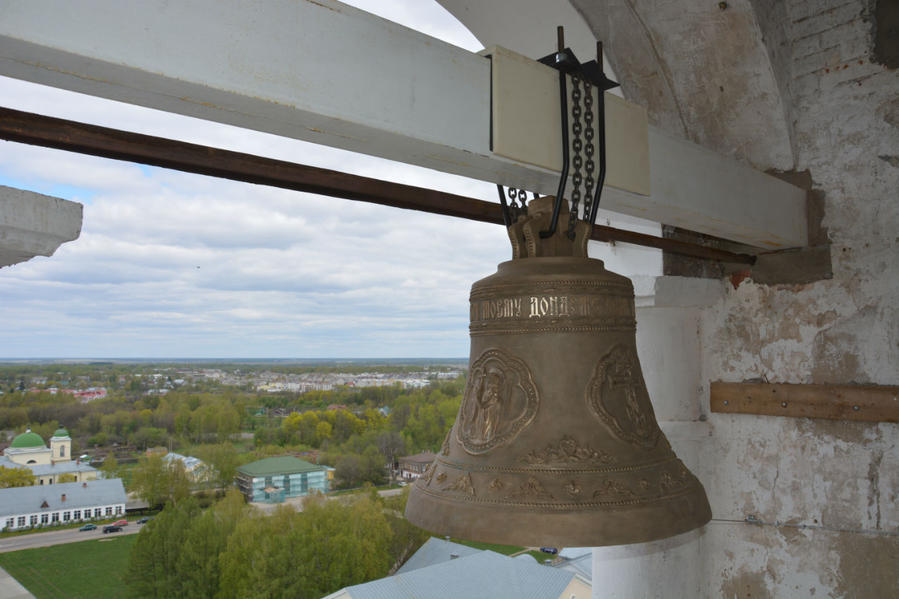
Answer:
[
  {"left": 0, "top": 186, "right": 82, "bottom": 268},
  {"left": 0, "top": 0, "right": 806, "bottom": 248}
]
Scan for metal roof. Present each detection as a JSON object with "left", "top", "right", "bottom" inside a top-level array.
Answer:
[
  {"left": 339, "top": 550, "right": 577, "bottom": 599},
  {"left": 397, "top": 452, "right": 436, "bottom": 464},
  {"left": 0, "top": 456, "right": 98, "bottom": 477},
  {"left": 395, "top": 537, "right": 481, "bottom": 574},
  {"left": 9, "top": 431, "right": 45, "bottom": 448},
  {"left": 237, "top": 456, "right": 324, "bottom": 477},
  {"left": 162, "top": 453, "right": 204, "bottom": 471},
  {"left": 0, "top": 479, "right": 126, "bottom": 518},
  {"left": 554, "top": 552, "right": 593, "bottom": 583}
]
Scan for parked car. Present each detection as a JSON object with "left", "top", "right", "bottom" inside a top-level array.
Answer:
[
  {"left": 102, "top": 525, "right": 122, "bottom": 534},
  {"left": 112, "top": 519, "right": 128, "bottom": 527},
  {"left": 136, "top": 517, "right": 152, "bottom": 524},
  {"left": 78, "top": 523, "right": 97, "bottom": 531},
  {"left": 539, "top": 547, "right": 558, "bottom": 555}
]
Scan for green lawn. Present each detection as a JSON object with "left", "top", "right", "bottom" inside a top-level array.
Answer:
[
  {"left": 452, "top": 539, "right": 552, "bottom": 563},
  {"left": 0, "top": 535, "right": 135, "bottom": 599}
]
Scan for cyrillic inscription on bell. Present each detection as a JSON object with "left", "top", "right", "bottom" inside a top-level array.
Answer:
[{"left": 405, "top": 196, "right": 711, "bottom": 547}]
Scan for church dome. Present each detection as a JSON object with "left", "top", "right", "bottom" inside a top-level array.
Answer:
[
  {"left": 10, "top": 430, "right": 46, "bottom": 448},
  {"left": 51, "top": 428, "right": 70, "bottom": 438}
]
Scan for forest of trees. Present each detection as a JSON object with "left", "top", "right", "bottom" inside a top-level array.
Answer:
[
  {"left": 126, "top": 488, "right": 429, "bottom": 599},
  {"left": 0, "top": 364, "right": 464, "bottom": 490}
]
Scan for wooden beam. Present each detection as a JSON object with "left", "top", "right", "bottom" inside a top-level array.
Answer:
[
  {"left": 710, "top": 382, "right": 899, "bottom": 423},
  {"left": 0, "top": 107, "right": 757, "bottom": 265},
  {"left": 0, "top": 0, "right": 807, "bottom": 248}
]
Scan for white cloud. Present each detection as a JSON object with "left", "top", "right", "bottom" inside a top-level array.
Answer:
[{"left": 0, "top": 1, "right": 511, "bottom": 358}]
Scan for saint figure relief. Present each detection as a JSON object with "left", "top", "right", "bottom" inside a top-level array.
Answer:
[
  {"left": 458, "top": 348, "right": 539, "bottom": 454},
  {"left": 587, "top": 345, "right": 661, "bottom": 448},
  {"left": 470, "top": 368, "right": 504, "bottom": 444},
  {"left": 608, "top": 360, "right": 652, "bottom": 440}
]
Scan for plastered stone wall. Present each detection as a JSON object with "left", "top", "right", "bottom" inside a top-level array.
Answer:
[
  {"left": 696, "top": 0, "right": 899, "bottom": 596},
  {"left": 443, "top": 0, "right": 897, "bottom": 594}
]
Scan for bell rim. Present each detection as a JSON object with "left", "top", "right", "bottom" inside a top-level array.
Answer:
[{"left": 405, "top": 481, "right": 712, "bottom": 548}]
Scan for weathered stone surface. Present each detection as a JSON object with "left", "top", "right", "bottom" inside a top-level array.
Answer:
[{"left": 0, "top": 186, "right": 82, "bottom": 268}]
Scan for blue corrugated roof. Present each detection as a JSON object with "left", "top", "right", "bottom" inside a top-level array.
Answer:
[
  {"left": 340, "top": 550, "right": 576, "bottom": 599},
  {"left": 0, "top": 479, "right": 126, "bottom": 518},
  {"left": 396, "top": 537, "right": 481, "bottom": 574}
]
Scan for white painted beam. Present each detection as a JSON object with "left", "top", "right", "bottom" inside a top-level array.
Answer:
[
  {"left": 0, "top": 186, "right": 82, "bottom": 267},
  {"left": 0, "top": 0, "right": 806, "bottom": 248}
]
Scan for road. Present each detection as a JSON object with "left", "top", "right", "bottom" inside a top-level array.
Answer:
[{"left": 0, "top": 523, "right": 145, "bottom": 554}]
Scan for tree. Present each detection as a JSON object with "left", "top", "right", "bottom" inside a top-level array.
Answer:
[
  {"left": 57, "top": 473, "right": 77, "bottom": 483},
  {"left": 131, "top": 426, "right": 168, "bottom": 450},
  {"left": 177, "top": 489, "right": 247, "bottom": 598},
  {"left": 334, "top": 454, "right": 362, "bottom": 489},
  {"left": 100, "top": 454, "right": 120, "bottom": 479},
  {"left": 383, "top": 487, "right": 429, "bottom": 572},
  {"left": 131, "top": 454, "right": 191, "bottom": 508},
  {"left": 314, "top": 420, "right": 333, "bottom": 445},
  {"left": 333, "top": 445, "right": 387, "bottom": 488},
  {"left": 219, "top": 496, "right": 393, "bottom": 598},
  {"left": 195, "top": 443, "right": 238, "bottom": 489},
  {"left": 376, "top": 431, "right": 405, "bottom": 481},
  {"left": 0, "top": 466, "right": 36, "bottom": 488},
  {"left": 126, "top": 497, "right": 201, "bottom": 598}
]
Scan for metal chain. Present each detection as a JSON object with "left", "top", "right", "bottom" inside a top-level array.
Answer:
[
  {"left": 583, "top": 84, "right": 596, "bottom": 223},
  {"left": 506, "top": 186, "right": 520, "bottom": 210},
  {"left": 504, "top": 186, "right": 530, "bottom": 218},
  {"left": 568, "top": 75, "right": 583, "bottom": 237}
]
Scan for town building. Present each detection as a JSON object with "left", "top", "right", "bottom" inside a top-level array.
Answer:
[
  {"left": 236, "top": 456, "right": 331, "bottom": 503},
  {"left": 324, "top": 538, "right": 591, "bottom": 599},
  {"left": 0, "top": 479, "right": 126, "bottom": 531},
  {"left": 1, "top": 428, "right": 98, "bottom": 485},
  {"left": 162, "top": 452, "right": 209, "bottom": 483},
  {"left": 396, "top": 452, "right": 436, "bottom": 481}
]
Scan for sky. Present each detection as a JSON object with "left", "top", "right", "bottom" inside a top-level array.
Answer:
[{"left": 0, "top": 1, "right": 514, "bottom": 359}]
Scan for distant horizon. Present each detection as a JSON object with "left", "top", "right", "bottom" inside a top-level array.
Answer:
[
  {"left": 0, "top": 357, "right": 469, "bottom": 364},
  {"left": 0, "top": 2, "right": 494, "bottom": 360}
]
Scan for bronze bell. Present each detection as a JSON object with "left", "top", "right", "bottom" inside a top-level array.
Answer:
[{"left": 405, "top": 196, "right": 711, "bottom": 547}]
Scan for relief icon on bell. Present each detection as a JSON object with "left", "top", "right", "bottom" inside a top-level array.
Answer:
[
  {"left": 405, "top": 196, "right": 711, "bottom": 547},
  {"left": 587, "top": 344, "right": 663, "bottom": 448},
  {"left": 457, "top": 348, "right": 539, "bottom": 455}
]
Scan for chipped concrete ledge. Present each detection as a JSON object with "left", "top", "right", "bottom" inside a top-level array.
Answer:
[{"left": 0, "top": 185, "right": 82, "bottom": 268}]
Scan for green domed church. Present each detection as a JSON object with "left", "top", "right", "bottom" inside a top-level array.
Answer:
[{"left": 2, "top": 428, "right": 98, "bottom": 485}]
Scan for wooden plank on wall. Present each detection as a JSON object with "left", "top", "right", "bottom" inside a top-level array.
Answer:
[{"left": 710, "top": 382, "right": 899, "bottom": 423}]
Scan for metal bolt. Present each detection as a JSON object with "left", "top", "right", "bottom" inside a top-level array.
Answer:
[
  {"left": 780, "top": 401, "right": 787, "bottom": 408},
  {"left": 852, "top": 405, "right": 860, "bottom": 411},
  {"left": 723, "top": 400, "right": 729, "bottom": 405},
  {"left": 718, "top": 1, "right": 728, "bottom": 9}
]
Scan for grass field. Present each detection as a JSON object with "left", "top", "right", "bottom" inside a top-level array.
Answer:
[
  {"left": 0, "top": 535, "right": 135, "bottom": 599},
  {"left": 452, "top": 538, "right": 548, "bottom": 563}
]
